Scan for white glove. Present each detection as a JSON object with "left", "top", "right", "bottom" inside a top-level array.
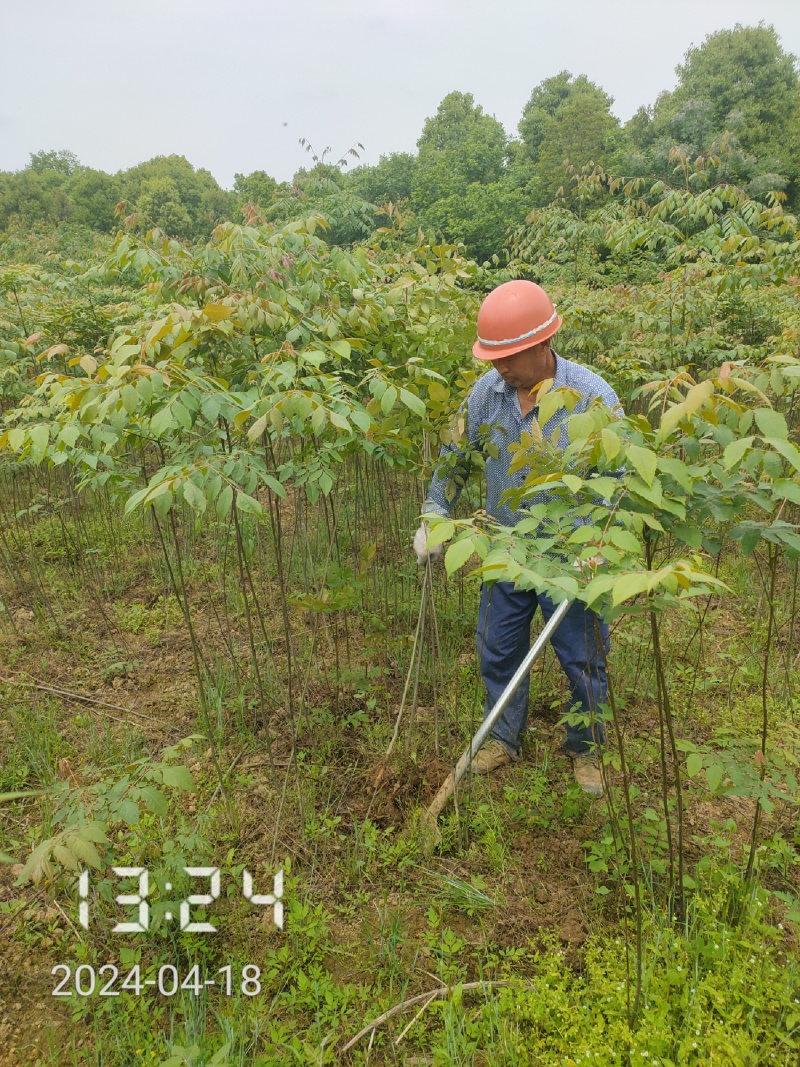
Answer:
[
  {"left": 414, "top": 522, "right": 444, "bottom": 566},
  {"left": 573, "top": 554, "right": 605, "bottom": 572}
]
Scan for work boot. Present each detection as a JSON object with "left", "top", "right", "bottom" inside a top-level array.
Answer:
[
  {"left": 571, "top": 753, "right": 604, "bottom": 797},
  {"left": 470, "top": 738, "right": 512, "bottom": 775}
]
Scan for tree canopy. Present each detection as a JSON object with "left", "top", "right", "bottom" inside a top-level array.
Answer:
[{"left": 2, "top": 24, "right": 798, "bottom": 260}]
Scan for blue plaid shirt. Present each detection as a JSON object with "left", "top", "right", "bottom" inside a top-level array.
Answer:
[{"left": 423, "top": 351, "right": 621, "bottom": 528}]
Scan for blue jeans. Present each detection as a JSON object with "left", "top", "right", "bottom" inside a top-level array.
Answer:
[{"left": 476, "top": 582, "right": 609, "bottom": 757}]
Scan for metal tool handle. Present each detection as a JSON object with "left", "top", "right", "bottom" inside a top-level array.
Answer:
[{"left": 426, "top": 596, "right": 572, "bottom": 819}]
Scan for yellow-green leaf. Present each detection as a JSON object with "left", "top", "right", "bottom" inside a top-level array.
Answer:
[
  {"left": 445, "top": 537, "right": 476, "bottom": 575},
  {"left": 601, "top": 428, "right": 621, "bottom": 462},
  {"left": 203, "top": 304, "right": 235, "bottom": 322},
  {"left": 611, "top": 571, "right": 651, "bottom": 606},
  {"left": 247, "top": 414, "right": 268, "bottom": 441},
  {"left": 427, "top": 521, "right": 455, "bottom": 547},
  {"left": 626, "top": 444, "right": 657, "bottom": 487},
  {"left": 537, "top": 388, "right": 568, "bottom": 427}
]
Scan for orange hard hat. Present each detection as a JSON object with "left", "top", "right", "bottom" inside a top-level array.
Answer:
[{"left": 472, "top": 280, "right": 562, "bottom": 361}]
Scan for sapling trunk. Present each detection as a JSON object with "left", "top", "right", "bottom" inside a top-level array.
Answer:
[
  {"left": 151, "top": 510, "right": 233, "bottom": 821},
  {"left": 744, "top": 542, "right": 777, "bottom": 888},
  {"left": 232, "top": 501, "right": 274, "bottom": 762},
  {"left": 596, "top": 617, "right": 643, "bottom": 1027},
  {"left": 645, "top": 534, "right": 684, "bottom": 923},
  {"left": 264, "top": 434, "right": 296, "bottom": 727},
  {"left": 649, "top": 606, "right": 685, "bottom": 924}
]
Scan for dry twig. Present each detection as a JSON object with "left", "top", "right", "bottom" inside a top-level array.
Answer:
[
  {"left": 340, "top": 980, "right": 526, "bottom": 1054},
  {"left": 0, "top": 674, "right": 155, "bottom": 720}
]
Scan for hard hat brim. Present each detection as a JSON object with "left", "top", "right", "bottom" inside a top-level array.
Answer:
[{"left": 472, "top": 315, "right": 562, "bottom": 361}]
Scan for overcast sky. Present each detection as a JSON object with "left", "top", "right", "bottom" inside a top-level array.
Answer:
[{"left": 2, "top": 0, "right": 799, "bottom": 189}]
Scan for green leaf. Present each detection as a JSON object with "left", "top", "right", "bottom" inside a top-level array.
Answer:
[
  {"left": 152, "top": 489, "right": 173, "bottom": 518},
  {"left": 140, "top": 786, "right": 168, "bottom": 815},
  {"left": 562, "top": 474, "right": 583, "bottom": 494},
  {"left": 208, "top": 1044, "right": 233, "bottom": 1067},
  {"left": 260, "top": 474, "right": 286, "bottom": 499},
  {"left": 310, "top": 405, "right": 326, "bottom": 435},
  {"left": 350, "top": 408, "right": 371, "bottom": 432},
  {"left": 79, "top": 822, "right": 109, "bottom": 844},
  {"left": 399, "top": 388, "right": 426, "bottom": 418},
  {"left": 567, "top": 411, "right": 595, "bottom": 442},
  {"left": 172, "top": 401, "right": 192, "bottom": 431},
  {"left": 673, "top": 525, "right": 703, "bottom": 549},
  {"left": 585, "top": 476, "right": 619, "bottom": 499},
  {"left": 58, "top": 424, "right": 81, "bottom": 448},
  {"left": 706, "top": 762, "right": 724, "bottom": 792},
  {"left": 445, "top": 537, "right": 476, "bottom": 575},
  {"left": 216, "top": 484, "right": 233, "bottom": 521},
  {"left": 182, "top": 479, "right": 207, "bottom": 515},
  {"left": 639, "top": 513, "right": 665, "bottom": 532},
  {"left": 686, "top": 752, "right": 703, "bottom": 778},
  {"left": 628, "top": 475, "right": 663, "bottom": 507},
  {"left": 723, "top": 436, "right": 755, "bottom": 470},
  {"left": 137, "top": 375, "right": 154, "bottom": 404},
  {"left": 16, "top": 838, "right": 55, "bottom": 885},
  {"left": 657, "top": 456, "right": 693, "bottom": 493},
  {"left": 150, "top": 405, "right": 174, "bottom": 437},
  {"left": 328, "top": 409, "right": 350, "bottom": 432},
  {"left": 754, "top": 407, "right": 788, "bottom": 440},
  {"left": 568, "top": 525, "right": 597, "bottom": 545},
  {"left": 606, "top": 528, "right": 641, "bottom": 554},
  {"left": 160, "top": 765, "right": 196, "bottom": 791},
  {"left": 625, "top": 444, "right": 657, "bottom": 487},
  {"left": 582, "top": 573, "right": 618, "bottom": 608},
  {"left": 29, "top": 424, "right": 49, "bottom": 463},
  {"left": 8, "top": 427, "right": 25, "bottom": 452},
  {"left": 765, "top": 436, "right": 800, "bottom": 473},
  {"left": 53, "top": 844, "right": 79, "bottom": 871},
  {"left": 116, "top": 800, "right": 140, "bottom": 826},
  {"left": 381, "top": 385, "right": 398, "bottom": 415},
  {"left": 738, "top": 526, "right": 762, "bottom": 554},
  {"left": 121, "top": 384, "right": 139, "bottom": 414},
  {"left": 235, "top": 492, "right": 263, "bottom": 517},
  {"left": 773, "top": 479, "right": 800, "bottom": 505},
  {"left": 65, "top": 833, "right": 103, "bottom": 870}
]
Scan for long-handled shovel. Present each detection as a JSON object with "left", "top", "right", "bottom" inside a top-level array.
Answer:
[{"left": 419, "top": 596, "right": 572, "bottom": 846}]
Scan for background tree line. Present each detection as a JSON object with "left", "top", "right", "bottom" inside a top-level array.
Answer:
[{"left": 2, "top": 24, "right": 799, "bottom": 261}]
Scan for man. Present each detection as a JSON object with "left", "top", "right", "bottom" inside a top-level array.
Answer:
[{"left": 414, "top": 279, "right": 620, "bottom": 797}]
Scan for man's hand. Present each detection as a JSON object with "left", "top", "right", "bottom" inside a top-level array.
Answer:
[{"left": 414, "top": 523, "right": 444, "bottom": 566}]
